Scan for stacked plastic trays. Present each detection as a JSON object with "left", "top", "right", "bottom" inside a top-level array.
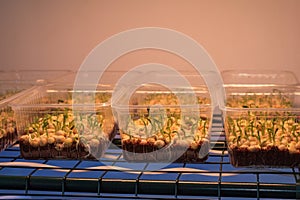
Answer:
[
  {"left": 0, "top": 70, "right": 71, "bottom": 152},
  {"left": 220, "top": 70, "right": 300, "bottom": 167},
  {"left": 11, "top": 82, "right": 116, "bottom": 160},
  {"left": 0, "top": 71, "right": 32, "bottom": 152}
]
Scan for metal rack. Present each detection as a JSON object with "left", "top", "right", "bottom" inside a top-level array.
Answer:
[{"left": 0, "top": 114, "right": 299, "bottom": 199}]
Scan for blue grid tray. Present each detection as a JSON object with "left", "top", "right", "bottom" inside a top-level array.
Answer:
[{"left": 0, "top": 114, "right": 299, "bottom": 199}]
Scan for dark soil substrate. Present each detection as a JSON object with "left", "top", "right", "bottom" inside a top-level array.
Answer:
[
  {"left": 19, "top": 141, "right": 109, "bottom": 160},
  {"left": 229, "top": 146, "right": 300, "bottom": 167},
  {"left": 122, "top": 140, "right": 209, "bottom": 163},
  {"left": 19, "top": 126, "right": 117, "bottom": 160}
]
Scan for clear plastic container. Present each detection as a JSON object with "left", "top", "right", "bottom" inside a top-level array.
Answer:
[
  {"left": 0, "top": 88, "right": 35, "bottom": 152},
  {"left": 11, "top": 83, "right": 116, "bottom": 160},
  {"left": 113, "top": 83, "right": 212, "bottom": 163},
  {"left": 221, "top": 70, "right": 300, "bottom": 167},
  {"left": 0, "top": 70, "right": 72, "bottom": 152},
  {"left": 0, "top": 74, "right": 41, "bottom": 152}
]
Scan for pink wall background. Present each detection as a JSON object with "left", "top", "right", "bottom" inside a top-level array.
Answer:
[{"left": 0, "top": 0, "right": 299, "bottom": 79}]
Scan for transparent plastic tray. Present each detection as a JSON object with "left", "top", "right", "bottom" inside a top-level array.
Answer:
[
  {"left": 11, "top": 83, "right": 116, "bottom": 160},
  {"left": 0, "top": 70, "right": 72, "bottom": 152},
  {"left": 221, "top": 70, "right": 300, "bottom": 167},
  {"left": 113, "top": 83, "right": 212, "bottom": 163},
  {"left": 0, "top": 91, "right": 31, "bottom": 152}
]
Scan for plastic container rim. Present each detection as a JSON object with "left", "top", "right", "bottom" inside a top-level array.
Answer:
[
  {"left": 220, "top": 105, "right": 300, "bottom": 113},
  {"left": 0, "top": 86, "right": 39, "bottom": 107}
]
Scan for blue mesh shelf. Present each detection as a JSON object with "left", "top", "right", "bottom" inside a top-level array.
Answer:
[{"left": 0, "top": 114, "right": 299, "bottom": 199}]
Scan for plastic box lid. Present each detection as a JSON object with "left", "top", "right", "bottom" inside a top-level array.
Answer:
[
  {"left": 221, "top": 69, "right": 299, "bottom": 86},
  {"left": 220, "top": 70, "right": 299, "bottom": 110}
]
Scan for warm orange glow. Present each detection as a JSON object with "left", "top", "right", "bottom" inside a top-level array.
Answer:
[{"left": 0, "top": 0, "right": 299, "bottom": 79}]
